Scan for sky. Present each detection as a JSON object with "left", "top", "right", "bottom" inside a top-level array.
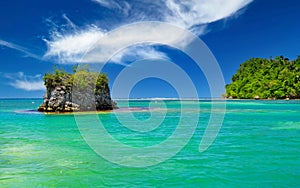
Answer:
[{"left": 0, "top": 0, "right": 299, "bottom": 98}]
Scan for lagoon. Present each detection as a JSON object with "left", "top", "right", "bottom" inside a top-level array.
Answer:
[{"left": 0, "top": 99, "right": 299, "bottom": 187}]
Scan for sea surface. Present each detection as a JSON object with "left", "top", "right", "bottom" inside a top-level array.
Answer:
[{"left": 0, "top": 99, "right": 299, "bottom": 187}]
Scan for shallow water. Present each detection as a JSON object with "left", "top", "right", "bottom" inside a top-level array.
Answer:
[{"left": 0, "top": 99, "right": 299, "bottom": 187}]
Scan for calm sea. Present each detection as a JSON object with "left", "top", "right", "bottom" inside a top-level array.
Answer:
[{"left": 0, "top": 99, "right": 299, "bottom": 187}]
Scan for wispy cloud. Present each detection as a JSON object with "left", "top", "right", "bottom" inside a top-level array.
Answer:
[
  {"left": 45, "top": 23, "right": 187, "bottom": 64},
  {"left": 92, "top": 0, "right": 131, "bottom": 15},
  {"left": 44, "top": 0, "right": 253, "bottom": 64},
  {"left": 164, "top": 0, "right": 253, "bottom": 34},
  {"left": 11, "top": 80, "right": 45, "bottom": 91},
  {"left": 111, "top": 45, "right": 170, "bottom": 63},
  {"left": 1, "top": 72, "right": 45, "bottom": 91},
  {"left": 0, "top": 39, "right": 42, "bottom": 60},
  {"left": 92, "top": 0, "right": 122, "bottom": 9},
  {"left": 44, "top": 26, "right": 105, "bottom": 63},
  {"left": 91, "top": 0, "right": 253, "bottom": 32},
  {"left": 62, "top": 14, "right": 77, "bottom": 30}
]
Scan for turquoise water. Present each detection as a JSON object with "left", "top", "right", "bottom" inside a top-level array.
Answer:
[{"left": 0, "top": 99, "right": 299, "bottom": 187}]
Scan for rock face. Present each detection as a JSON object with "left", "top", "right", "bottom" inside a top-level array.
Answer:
[
  {"left": 38, "top": 86, "right": 79, "bottom": 112},
  {"left": 38, "top": 70, "right": 117, "bottom": 112}
]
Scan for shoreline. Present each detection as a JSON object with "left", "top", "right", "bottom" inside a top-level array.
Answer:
[
  {"left": 16, "top": 107, "right": 152, "bottom": 115},
  {"left": 15, "top": 99, "right": 300, "bottom": 115},
  {"left": 224, "top": 98, "right": 300, "bottom": 101}
]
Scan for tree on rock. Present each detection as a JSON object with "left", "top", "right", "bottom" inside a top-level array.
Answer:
[{"left": 38, "top": 66, "right": 117, "bottom": 112}]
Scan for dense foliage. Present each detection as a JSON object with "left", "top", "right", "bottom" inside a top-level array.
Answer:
[
  {"left": 43, "top": 66, "right": 110, "bottom": 93},
  {"left": 226, "top": 56, "right": 300, "bottom": 99}
]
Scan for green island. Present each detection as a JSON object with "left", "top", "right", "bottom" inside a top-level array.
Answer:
[
  {"left": 38, "top": 66, "right": 117, "bottom": 112},
  {"left": 225, "top": 56, "right": 300, "bottom": 99}
]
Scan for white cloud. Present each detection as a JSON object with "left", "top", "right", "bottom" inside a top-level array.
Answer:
[
  {"left": 44, "top": 24, "right": 180, "bottom": 64},
  {"left": 44, "top": 27, "right": 105, "bottom": 63},
  {"left": 1, "top": 72, "right": 45, "bottom": 91},
  {"left": 111, "top": 45, "right": 170, "bottom": 63},
  {"left": 44, "top": 0, "right": 253, "bottom": 64},
  {"left": 92, "top": 0, "right": 131, "bottom": 15},
  {"left": 165, "top": 0, "right": 253, "bottom": 33},
  {"left": 62, "top": 14, "right": 77, "bottom": 29},
  {"left": 10, "top": 80, "right": 45, "bottom": 91},
  {"left": 78, "top": 23, "right": 192, "bottom": 64},
  {"left": 92, "top": 0, "right": 121, "bottom": 9},
  {"left": 0, "top": 39, "right": 41, "bottom": 60}
]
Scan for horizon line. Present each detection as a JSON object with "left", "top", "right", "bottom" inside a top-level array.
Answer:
[{"left": 0, "top": 97, "right": 225, "bottom": 100}]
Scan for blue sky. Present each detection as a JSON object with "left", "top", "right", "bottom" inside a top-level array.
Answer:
[{"left": 0, "top": 0, "right": 299, "bottom": 98}]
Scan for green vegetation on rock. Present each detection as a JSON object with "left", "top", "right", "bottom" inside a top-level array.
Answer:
[
  {"left": 38, "top": 66, "right": 116, "bottom": 112},
  {"left": 225, "top": 56, "right": 300, "bottom": 99}
]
